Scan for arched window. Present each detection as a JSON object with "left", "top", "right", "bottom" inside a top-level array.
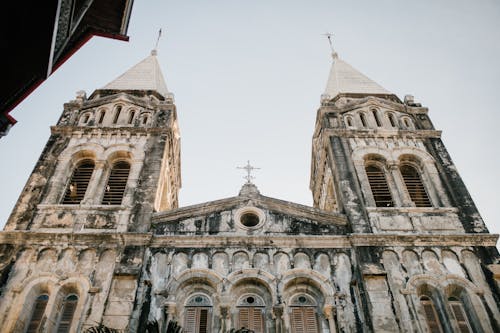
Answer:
[
  {"left": 290, "top": 295, "right": 319, "bottom": 333},
  {"left": 345, "top": 116, "right": 353, "bottom": 127},
  {"left": 128, "top": 110, "right": 136, "bottom": 124},
  {"left": 113, "top": 106, "right": 122, "bottom": 124},
  {"left": 448, "top": 297, "right": 472, "bottom": 333},
  {"left": 403, "top": 117, "right": 411, "bottom": 128},
  {"left": 420, "top": 296, "right": 443, "bottom": 333},
  {"left": 102, "top": 161, "right": 130, "bottom": 205},
  {"left": 387, "top": 113, "right": 396, "bottom": 127},
  {"left": 372, "top": 109, "right": 381, "bottom": 127},
  {"left": 400, "top": 164, "right": 431, "bottom": 207},
  {"left": 184, "top": 294, "right": 212, "bottom": 333},
  {"left": 98, "top": 110, "right": 106, "bottom": 124},
  {"left": 55, "top": 294, "right": 78, "bottom": 333},
  {"left": 359, "top": 113, "right": 367, "bottom": 127},
  {"left": 365, "top": 164, "right": 393, "bottom": 207},
  {"left": 80, "top": 113, "right": 90, "bottom": 125},
  {"left": 26, "top": 294, "right": 49, "bottom": 333},
  {"left": 237, "top": 294, "right": 265, "bottom": 333},
  {"left": 142, "top": 115, "right": 149, "bottom": 125},
  {"left": 62, "top": 160, "right": 95, "bottom": 204}
]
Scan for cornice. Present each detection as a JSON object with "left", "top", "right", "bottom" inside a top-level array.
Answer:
[
  {"left": 0, "top": 231, "right": 496, "bottom": 248},
  {"left": 321, "top": 128, "right": 442, "bottom": 139},
  {"left": 50, "top": 126, "right": 171, "bottom": 136}
]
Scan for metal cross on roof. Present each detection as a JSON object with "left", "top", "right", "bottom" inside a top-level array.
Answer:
[{"left": 237, "top": 160, "right": 260, "bottom": 184}]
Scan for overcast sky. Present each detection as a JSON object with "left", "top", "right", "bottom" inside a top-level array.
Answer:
[{"left": 1, "top": 1, "right": 499, "bottom": 241}]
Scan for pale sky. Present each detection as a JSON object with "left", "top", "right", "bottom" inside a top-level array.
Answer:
[{"left": 1, "top": 1, "right": 499, "bottom": 242}]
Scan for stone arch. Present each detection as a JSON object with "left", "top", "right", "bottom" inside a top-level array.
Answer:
[
  {"left": 77, "top": 248, "right": 96, "bottom": 276},
  {"left": 253, "top": 252, "right": 270, "bottom": 271},
  {"left": 56, "top": 247, "right": 77, "bottom": 273},
  {"left": 441, "top": 250, "right": 465, "bottom": 277},
  {"left": 212, "top": 252, "right": 229, "bottom": 276},
  {"left": 7, "top": 276, "right": 58, "bottom": 333},
  {"left": 168, "top": 269, "right": 223, "bottom": 300},
  {"left": 313, "top": 252, "right": 331, "bottom": 277},
  {"left": 192, "top": 252, "right": 210, "bottom": 269},
  {"left": 36, "top": 248, "right": 58, "bottom": 273},
  {"left": 273, "top": 251, "right": 291, "bottom": 275},
  {"left": 293, "top": 252, "right": 311, "bottom": 270},
  {"left": 402, "top": 249, "right": 422, "bottom": 276},
  {"left": 421, "top": 249, "right": 446, "bottom": 275},
  {"left": 281, "top": 270, "right": 334, "bottom": 298},
  {"left": 232, "top": 251, "right": 250, "bottom": 271},
  {"left": 172, "top": 252, "right": 190, "bottom": 276}
]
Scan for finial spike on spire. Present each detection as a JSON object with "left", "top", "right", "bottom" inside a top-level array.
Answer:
[
  {"left": 322, "top": 32, "right": 337, "bottom": 59},
  {"left": 152, "top": 28, "right": 163, "bottom": 55}
]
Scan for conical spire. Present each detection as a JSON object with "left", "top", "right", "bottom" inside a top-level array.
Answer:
[
  {"left": 102, "top": 50, "right": 169, "bottom": 98},
  {"left": 324, "top": 53, "right": 393, "bottom": 100}
]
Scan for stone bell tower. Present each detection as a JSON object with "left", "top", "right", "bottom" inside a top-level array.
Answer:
[
  {"left": 310, "top": 51, "right": 500, "bottom": 332},
  {"left": 5, "top": 49, "right": 181, "bottom": 234},
  {"left": 0, "top": 50, "right": 181, "bottom": 332}
]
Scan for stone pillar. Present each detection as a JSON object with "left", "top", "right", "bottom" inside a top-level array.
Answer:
[
  {"left": 273, "top": 305, "right": 284, "bottom": 333},
  {"left": 164, "top": 302, "right": 177, "bottom": 326},
  {"left": 388, "top": 162, "right": 409, "bottom": 206},
  {"left": 323, "top": 305, "right": 337, "bottom": 333},
  {"left": 83, "top": 160, "right": 106, "bottom": 205},
  {"left": 220, "top": 306, "right": 229, "bottom": 333}
]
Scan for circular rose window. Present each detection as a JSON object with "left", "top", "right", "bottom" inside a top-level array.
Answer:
[{"left": 235, "top": 207, "right": 265, "bottom": 230}]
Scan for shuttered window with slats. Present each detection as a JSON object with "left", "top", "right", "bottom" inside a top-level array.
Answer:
[
  {"left": 62, "top": 160, "right": 95, "bottom": 204},
  {"left": 400, "top": 165, "right": 432, "bottom": 207},
  {"left": 420, "top": 296, "right": 443, "bottom": 333},
  {"left": 365, "top": 165, "right": 393, "bottom": 207},
  {"left": 291, "top": 307, "right": 319, "bottom": 333},
  {"left": 102, "top": 161, "right": 130, "bottom": 205},
  {"left": 184, "top": 307, "right": 211, "bottom": 333},
  {"left": 448, "top": 298, "right": 472, "bottom": 333},
  {"left": 55, "top": 294, "right": 78, "bottom": 333},
  {"left": 238, "top": 307, "right": 264, "bottom": 333},
  {"left": 26, "top": 294, "right": 49, "bottom": 333}
]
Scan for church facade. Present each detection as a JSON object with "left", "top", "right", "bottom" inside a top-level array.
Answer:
[{"left": 0, "top": 49, "right": 498, "bottom": 333}]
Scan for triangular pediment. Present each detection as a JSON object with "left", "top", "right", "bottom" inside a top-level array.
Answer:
[{"left": 152, "top": 192, "right": 347, "bottom": 236}]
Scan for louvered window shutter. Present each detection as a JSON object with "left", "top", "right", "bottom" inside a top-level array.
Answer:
[
  {"left": 251, "top": 308, "right": 264, "bottom": 333},
  {"left": 26, "top": 295, "right": 49, "bottom": 333},
  {"left": 102, "top": 161, "right": 130, "bottom": 205},
  {"left": 291, "top": 307, "right": 318, "bottom": 333},
  {"left": 449, "top": 301, "right": 472, "bottom": 333},
  {"left": 56, "top": 295, "right": 78, "bottom": 333},
  {"left": 400, "top": 165, "right": 431, "bottom": 207},
  {"left": 421, "top": 297, "right": 443, "bottom": 333},
  {"left": 238, "top": 308, "right": 250, "bottom": 331},
  {"left": 365, "top": 165, "right": 393, "bottom": 207},
  {"left": 185, "top": 307, "right": 211, "bottom": 333},
  {"left": 62, "top": 161, "right": 95, "bottom": 204}
]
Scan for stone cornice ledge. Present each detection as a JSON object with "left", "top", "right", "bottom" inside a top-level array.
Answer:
[{"left": 0, "top": 232, "right": 496, "bottom": 248}]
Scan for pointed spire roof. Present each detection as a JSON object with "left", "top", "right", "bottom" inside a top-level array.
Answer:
[
  {"left": 102, "top": 50, "right": 169, "bottom": 98},
  {"left": 324, "top": 53, "right": 395, "bottom": 100}
]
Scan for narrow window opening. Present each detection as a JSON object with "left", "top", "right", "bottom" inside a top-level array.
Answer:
[
  {"left": 420, "top": 296, "right": 443, "bottom": 333},
  {"left": 142, "top": 115, "right": 149, "bottom": 125},
  {"left": 365, "top": 164, "right": 393, "bottom": 207},
  {"left": 404, "top": 118, "right": 410, "bottom": 128},
  {"left": 388, "top": 113, "right": 396, "bottom": 127},
  {"left": 128, "top": 110, "right": 136, "bottom": 124},
  {"left": 346, "top": 117, "right": 352, "bottom": 127},
  {"left": 360, "top": 113, "right": 367, "bottom": 127},
  {"left": 113, "top": 106, "right": 122, "bottom": 124},
  {"left": 400, "top": 165, "right": 431, "bottom": 207},
  {"left": 55, "top": 294, "right": 78, "bottom": 333},
  {"left": 372, "top": 110, "right": 381, "bottom": 127},
  {"left": 98, "top": 111, "right": 105, "bottom": 124},
  {"left": 26, "top": 294, "right": 49, "bottom": 333},
  {"left": 448, "top": 297, "right": 472, "bottom": 333},
  {"left": 82, "top": 114, "right": 90, "bottom": 124},
  {"left": 102, "top": 161, "right": 131, "bottom": 205},
  {"left": 62, "top": 160, "right": 95, "bottom": 204}
]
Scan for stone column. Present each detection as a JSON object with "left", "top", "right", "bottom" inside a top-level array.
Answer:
[
  {"left": 387, "top": 162, "right": 408, "bottom": 206},
  {"left": 323, "top": 305, "right": 337, "bottom": 333},
  {"left": 164, "top": 302, "right": 177, "bottom": 327},
  {"left": 273, "top": 305, "right": 284, "bottom": 333},
  {"left": 220, "top": 306, "right": 229, "bottom": 333},
  {"left": 83, "top": 160, "right": 106, "bottom": 205}
]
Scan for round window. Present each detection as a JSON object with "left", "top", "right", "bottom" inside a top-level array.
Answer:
[
  {"left": 240, "top": 212, "right": 260, "bottom": 227},
  {"left": 246, "top": 296, "right": 255, "bottom": 304},
  {"left": 234, "top": 207, "right": 265, "bottom": 230}
]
